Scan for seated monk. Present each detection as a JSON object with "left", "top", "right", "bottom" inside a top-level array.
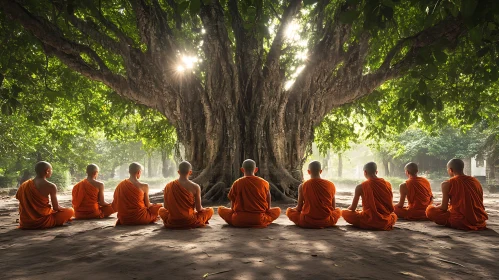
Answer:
[
  {"left": 394, "top": 162, "right": 433, "bottom": 220},
  {"left": 286, "top": 161, "right": 341, "bottom": 228},
  {"left": 342, "top": 162, "right": 397, "bottom": 230},
  {"left": 218, "top": 159, "right": 281, "bottom": 228},
  {"left": 112, "top": 162, "right": 162, "bottom": 225},
  {"left": 426, "top": 159, "right": 488, "bottom": 230},
  {"left": 72, "top": 164, "right": 116, "bottom": 219},
  {"left": 16, "top": 161, "right": 74, "bottom": 229},
  {"left": 159, "top": 161, "right": 214, "bottom": 229}
]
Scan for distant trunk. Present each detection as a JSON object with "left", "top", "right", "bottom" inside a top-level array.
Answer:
[
  {"left": 338, "top": 153, "right": 343, "bottom": 178},
  {"left": 487, "top": 156, "right": 495, "bottom": 180},
  {"left": 147, "top": 155, "right": 153, "bottom": 177},
  {"left": 383, "top": 160, "right": 390, "bottom": 177},
  {"left": 161, "top": 150, "right": 169, "bottom": 178},
  {"left": 463, "top": 157, "right": 472, "bottom": 176}
]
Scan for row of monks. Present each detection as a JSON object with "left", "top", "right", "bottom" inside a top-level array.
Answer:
[{"left": 16, "top": 158, "right": 488, "bottom": 231}]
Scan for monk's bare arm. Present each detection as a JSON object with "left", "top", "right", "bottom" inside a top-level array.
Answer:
[
  {"left": 348, "top": 185, "right": 362, "bottom": 211},
  {"left": 267, "top": 189, "right": 272, "bottom": 209},
  {"left": 395, "top": 183, "right": 407, "bottom": 208},
  {"left": 194, "top": 184, "right": 206, "bottom": 212},
  {"left": 332, "top": 196, "right": 336, "bottom": 209},
  {"left": 49, "top": 184, "right": 61, "bottom": 211},
  {"left": 98, "top": 183, "right": 110, "bottom": 206},
  {"left": 439, "top": 181, "right": 450, "bottom": 211},
  {"left": 295, "top": 184, "right": 304, "bottom": 212},
  {"left": 142, "top": 184, "right": 151, "bottom": 207}
]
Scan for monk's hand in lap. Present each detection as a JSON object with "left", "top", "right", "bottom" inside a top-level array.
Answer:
[{"left": 347, "top": 205, "right": 355, "bottom": 211}]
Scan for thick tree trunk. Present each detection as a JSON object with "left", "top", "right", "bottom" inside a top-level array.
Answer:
[{"left": 0, "top": 0, "right": 468, "bottom": 203}]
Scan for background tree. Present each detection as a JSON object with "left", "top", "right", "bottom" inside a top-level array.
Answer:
[{"left": 1, "top": 0, "right": 498, "bottom": 201}]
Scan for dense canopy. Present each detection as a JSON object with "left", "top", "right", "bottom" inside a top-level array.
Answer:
[{"left": 1, "top": 0, "right": 499, "bottom": 201}]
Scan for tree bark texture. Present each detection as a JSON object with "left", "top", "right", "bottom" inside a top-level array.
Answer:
[{"left": 0, "top": 0, "right": 468, "bottom": 201}]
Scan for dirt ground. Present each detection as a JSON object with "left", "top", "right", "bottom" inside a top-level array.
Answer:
[{"left": 0, "top": 190, "right": 498, "bottom": 280}]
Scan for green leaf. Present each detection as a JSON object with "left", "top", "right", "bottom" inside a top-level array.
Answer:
[
  {"left": 426, "top": 63, "right": 438, "bottom": 78},
  {"left": 177, "top": 1, "right": 189, "bottom": 13},
  {"left": 476, "top": 47, "right": 490, "bottom": 58},
  {"left": 461, "top": 0, "right": 478, "bottom": 18},
  {"left": 433, "top": 49, "right": 448, "bottom": 64},
  {"left": 418, "top": 79, "right": 427, "bottom": 93},
  {"left": 381, "top": 0, "right": 396, "bottom": 8},
  {"left": 339, "top": 10, "right": 361, "bottom": 24},
  {"left": 189, "top": 0, "right": 202, "bottom": 15},
  {"left": 303, "top": 0, "right": 318, "bottom": 6}
]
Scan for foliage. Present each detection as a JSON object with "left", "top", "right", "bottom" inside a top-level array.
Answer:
[{"left": 1, "top": 0, "right": 499, "bottom": 197}]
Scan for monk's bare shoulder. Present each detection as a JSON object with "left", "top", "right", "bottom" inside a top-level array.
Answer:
[
  {"left": 441, "top": 180, "right": 450, "bottom": 189},
  {"left": 355, "top": 184, "right": 363, "bottom": 195},
  {"left": 139, "top": 182, "right": 150, "bottom": 192},
  {"left": 399, "top": 182, "right": 407, "bottom": 189}
]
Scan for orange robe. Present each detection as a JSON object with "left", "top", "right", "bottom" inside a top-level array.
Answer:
[
  {"left": 72, "top": 179, "right": 115, "bottom": 219},
  {"left": 286, "top": 178, "right": 342, "bottom": 228},
  {"left": 16, "top": 179, "right": 74, "bottom": 229},
  {"left": 342, "top": 178, "right": 397, "bottom": 230},
  {"left": 426, "top": 175, "right": 488, "bottom": 230},
  {"left": 112, "top": 179, "right": 162, "bottom": 225},
  {"left": 218, "top": 176, "right": 281, "bottom": 228},
  {"left": 394, "top": 177, "right": 433, "bottom": 220},
  {"left": 159, "top": 180, "right": 214, "bottom": 229}
]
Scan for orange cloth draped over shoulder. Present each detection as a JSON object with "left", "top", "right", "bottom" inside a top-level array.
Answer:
[
  {"left": 16, "top": 180, "right": 73, "bottom": 229},
  {"left": 72, "top": 179, "right": 115, "bottom": 219},
  {"left": 286, "top": 178, "right": 341, "bottom": 228},
  {"left": 159, "top": 180, "right": 213, "bottom": 229},
  {"left": 112, "top": 179, "right": 161, "bottom": 225},
  {"left": 394, "top": 177, "right": 433, "bottom": 220},
  {"left": 342, "top": 178, "right": 397, "bottom": 230},
  {"left": 426, "top": 175, "right": 488, "bottom": 230},
  {"left": 218, "top": 176, "right": 281, "bottom": 228}
]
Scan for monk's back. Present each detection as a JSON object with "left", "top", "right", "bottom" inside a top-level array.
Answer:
[
  {"left": 362, "top": 178, "right": 394, "bottom": 217},
  {"left": 164, "top": 180, "right": 195, "bottom": 219},
  {"left": 302, "top": 179, "right": 336, "bottom": 220},
  {"left": 229, "top": 176, "right": 269, "bottom": 213},
  {"left": 112, "top": 179, "right": 145, "bottom": 211},
  {"left": 32, "top": 178, "right": 55, "bottom": 197},
  {"left": 448, "top": 175, "right": 487, "bottom": 226},
  {"left": 406, "top": 177, "right": 432, "bottom": 210}
]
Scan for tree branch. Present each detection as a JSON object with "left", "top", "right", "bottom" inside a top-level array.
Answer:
[
  {"left": 0, "top": 0, "right": 110, "bottom": 73},
  {"left": 264, "top": 0, "right": 302, "bottom": 76}
]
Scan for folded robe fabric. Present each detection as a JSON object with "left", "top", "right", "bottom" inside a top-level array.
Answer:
[
  {"left": 426, "top": 175, "right": 488, "bottom": 230},
  {"left": 218, "top": 176, "right": 281, "bottom": 228},
  {"left": 342, "top": 178, "right": 397, "bottom": 230},
  {"left": 286, "top": 178, "right": 341, "bottom": 228},
  {"left": 394, "top": 177, "right": 433, "bottom": 220},
  {"left": 159, "top": 180, "right": 213, "bottom": 229},
  {"left": 72, "top": 179, "right": 115, "bottom": 219},
  {"left": 112, "top": 179, "right": 161, "bottom": 225},
  {"left": 16, "top": 179, "right": 73, "bottom": 229}
]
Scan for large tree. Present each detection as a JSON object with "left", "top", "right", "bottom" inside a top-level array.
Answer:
[{"left": 1, "top": 0, "right": 498, "bottom": 201}]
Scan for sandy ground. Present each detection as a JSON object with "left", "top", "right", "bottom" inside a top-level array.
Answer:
[{"left": 0, "top": 189, "right": 498, "bottom": 280}]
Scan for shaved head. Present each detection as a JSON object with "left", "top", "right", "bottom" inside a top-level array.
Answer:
[
  {"left": 308, "top": 161, "right": 322, "bottom": 176},
  {"left": 35, "top": 161, "right": 52, "bottom": 176},
  {"left": 363, "top": 162, "right": 377, "bottom": 175},
  {"left": 86, "top": 164, "right": 99, "bottom": 175},
  {"left": 242, "top": 159, "right": 256, "bottom": 173},
  {"left": 405, "top": 162, "right": 418, "bottom": 176},
  {"left": 447, "top": 158, "right": 464, "bottom": 173},
  {"left": 178, "top": 161, "right": 192, "bottom": 175},
  {"left": 129, "top": 162, "right": 143, "bottom": 175}
]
